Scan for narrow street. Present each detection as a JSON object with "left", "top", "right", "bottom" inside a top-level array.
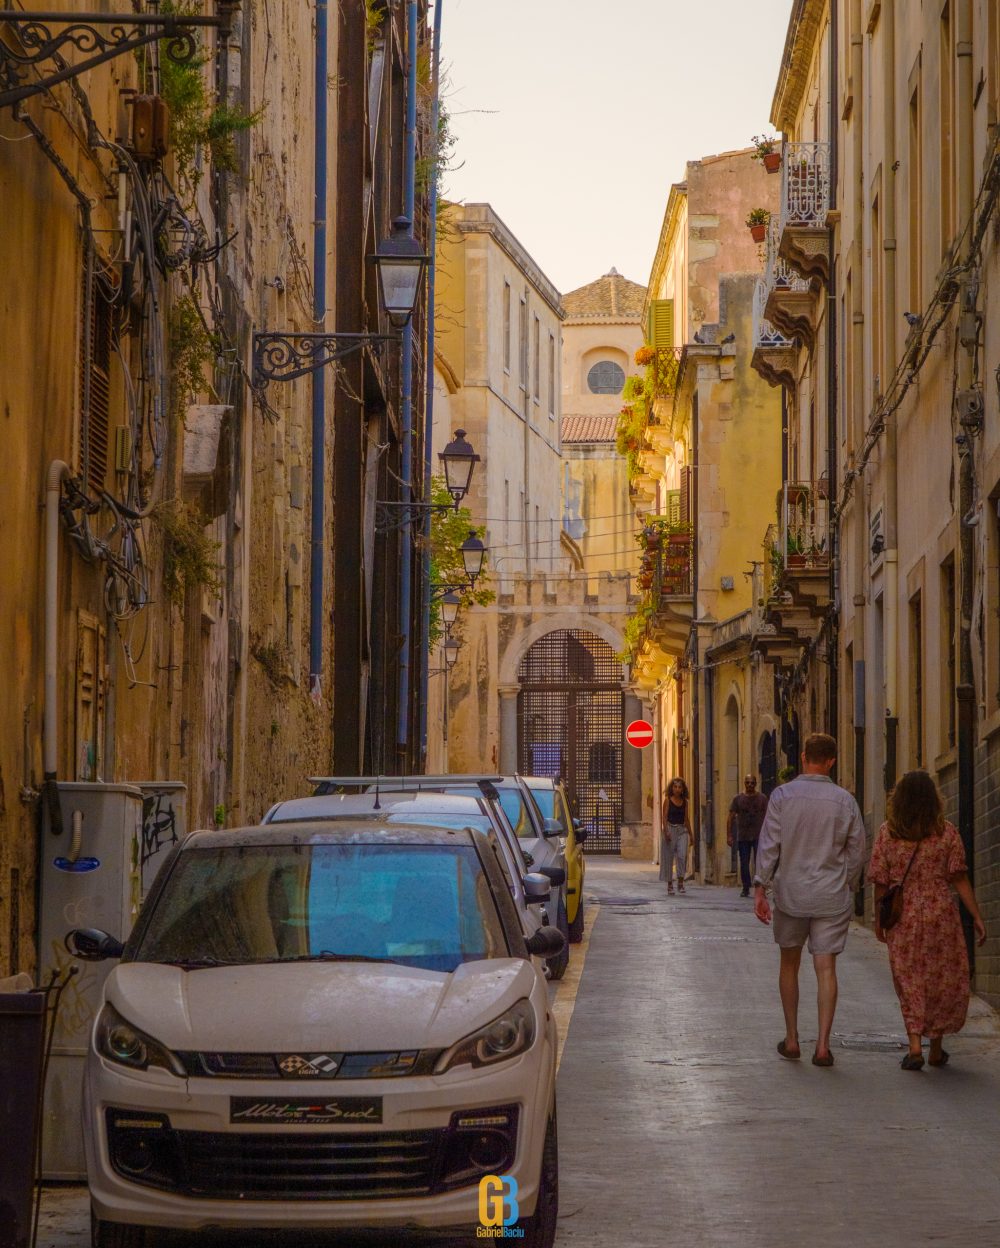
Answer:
[{"left": 38, "top": 860, "right": 1000, "bottom": 1248}]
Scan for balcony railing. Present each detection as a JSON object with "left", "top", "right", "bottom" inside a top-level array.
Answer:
[
  {"left": 780, "top": 141, "right": 831, "bottom": 229},
  {"left": 780, "top": 483, "right": 830, "bottom": 568},
  {"left": 764, "top": 215, "right": 810, "bottom": 295},
  {"left": 635, "top": 525, "right": 694, "bottom": 600},
  {"left": 753, "top": 276, "right": 791, "bottom": 349}
]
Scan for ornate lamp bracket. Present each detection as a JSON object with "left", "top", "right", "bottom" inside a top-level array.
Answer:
[
  {"left": 251, "top": 331, "right": 395, "bottom": 391},
  {"left": 0, "top": 9, "right": 238, "bottom": 111}
]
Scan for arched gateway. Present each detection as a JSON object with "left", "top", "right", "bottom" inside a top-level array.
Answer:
[{"left": 517, "top": 629, "right": 624, "bottom": 853}]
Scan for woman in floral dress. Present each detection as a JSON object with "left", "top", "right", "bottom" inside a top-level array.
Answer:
[{"left": 869, "top": 771, "right": 987, "bottom": 1070}]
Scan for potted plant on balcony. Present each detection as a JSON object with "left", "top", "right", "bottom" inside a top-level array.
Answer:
[
  {"left": 751, "top": 134, "right": 781, "bottom": 174},
  {"left": 786, "top": 533, "right": 807, "bottom": 567},
  {"left": 746, "top": 207, "right": 770, "bottom": 243},
  {"left": 634, "top": 345, "right": 656, "bottom": 367}
]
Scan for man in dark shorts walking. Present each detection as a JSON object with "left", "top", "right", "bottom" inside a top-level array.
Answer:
[
  {"left": 728, "top": 775, "right": 768, "bottom": 897},
  {"left": 753, "top": 733, "right": 866, "bottom": 1067}
]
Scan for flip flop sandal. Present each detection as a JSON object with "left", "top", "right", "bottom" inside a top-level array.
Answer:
[
  {"left": 777, "top": 1040, "right": 801, "bottom": 1060},
  {"left": 928, "top": 1050, "right": 950, "bottom": 1067},
  {"left": 811, "top": 1052, "right": 835, "bottom": 1067},
  {"left": 901, "top": 1053, "right": 925, "bottom": 1070}
]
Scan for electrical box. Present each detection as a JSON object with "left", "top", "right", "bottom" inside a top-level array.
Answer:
[{"left": 38, "top": 783, "right": 143, "bottom": 1179}]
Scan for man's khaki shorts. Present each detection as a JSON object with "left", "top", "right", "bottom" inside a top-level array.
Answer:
[{"left": 772, "top": 906, "right": 852, "bottom": 955}]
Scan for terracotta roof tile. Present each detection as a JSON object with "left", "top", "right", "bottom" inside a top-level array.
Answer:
[
  {"left": 561, "top": 414, "right": 619, "bottom": 443},
  {"left": 562, "top": 268, "right": 646, "bottom": 322}
]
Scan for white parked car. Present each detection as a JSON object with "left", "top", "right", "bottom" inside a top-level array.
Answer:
[{"left": 68, "top": 821, "right": 562, "bottom": 1247}]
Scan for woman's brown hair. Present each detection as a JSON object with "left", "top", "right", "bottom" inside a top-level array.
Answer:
[
  {"left": 667, "top": 777, "right": 689, "bottom": 801},
  {"left": 887, "top": 770, "right": 945, "bottom": 841}
]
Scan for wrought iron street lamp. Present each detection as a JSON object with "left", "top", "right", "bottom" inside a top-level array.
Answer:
[
  {"left": 440, "top": 591, "right": 461, "bottom": 629},
  {"left": 444, "top": 636, "right": 460, "bottom": 670},
  {"left": 373, "top": 216, "right": 430, "bottom": 330},
  {"left": 439, "top": 429, "right": 481, "bottom": 509},
  {"left": 461, "top": 531, "right": 486, "bottom": 585}
]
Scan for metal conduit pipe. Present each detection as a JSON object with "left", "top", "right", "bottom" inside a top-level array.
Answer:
[
  {"left": 309, "top": 0, "right": 329, "bottom": 696},
  {"left": 850, "top": 0, "right": 867, "bottom": 818},
  {"left": 882, "top": 0, "right": 899, "bottom": 792},
  {"left": 395, "top": 0, "right": 420, "bottom": 766},
  {"left": 44, "top": 459, "right": 71, "bottom": 835}
]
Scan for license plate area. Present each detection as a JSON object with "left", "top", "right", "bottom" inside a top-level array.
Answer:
[{"left": 229, "top": 1097, "right": 383, "bottom": 1125}]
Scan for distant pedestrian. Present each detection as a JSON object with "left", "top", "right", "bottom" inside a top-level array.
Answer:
[
  {"left": 869, "top": 770, "right": 987, "bottom": 1071},
  {"left": 753, "top": 733, "right": 866, "bottom": 1067},
  {"left": 728, "top": 775, "right": 769, "bottom": 897},
  {"left": 661, "top": 777, "right": 692, "bottom": 895}
]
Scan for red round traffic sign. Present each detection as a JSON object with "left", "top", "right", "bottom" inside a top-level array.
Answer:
[{"left": 625, "top": 719, "right": 654, "bottom": 749}]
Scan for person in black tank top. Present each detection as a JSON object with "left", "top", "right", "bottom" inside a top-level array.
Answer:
[{"left": 661, "top": 777, "right": 692, "bottom": 893}]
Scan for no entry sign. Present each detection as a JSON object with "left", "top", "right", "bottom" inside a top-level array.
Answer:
[{"left": 625, "top": 720, "right": 654, "bottom": 749}]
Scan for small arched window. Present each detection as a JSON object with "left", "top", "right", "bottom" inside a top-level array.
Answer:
[{"left": 586, "top": 360, "right": 626, "bottom": 395}]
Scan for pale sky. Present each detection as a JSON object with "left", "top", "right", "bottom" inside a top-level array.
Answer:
[{"left": 440, "top": 0, "right": 795, "bottom": 295}]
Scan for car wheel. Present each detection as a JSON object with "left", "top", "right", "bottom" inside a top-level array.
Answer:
[
  {"left": 91, "top": 1208, "right": 153, "bottom": 1248},
  {"left": 546, "top": 894, "right": 570, "bottom": 980},
  {"left": 520, "top": 1104, "right": 558, "bottom": 1248},
  {"left": 567, "top": 893, "right": 585, "bottom": 943}
]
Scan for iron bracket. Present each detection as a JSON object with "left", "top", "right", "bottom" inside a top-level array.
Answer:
[
  {"left": 0, "top": 9, "right": 237, "bottom": 111},
  {"left": 251, "top": 330, "right": 395, "bottom": 389}
]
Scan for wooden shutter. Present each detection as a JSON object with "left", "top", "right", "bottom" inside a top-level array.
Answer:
[
  {"left": 75, "top": 609, "right": 107, "bottom": 780},
  {"left": 679, "top": 466, "right": 693, "bottom": 524},
  {"left": 664, "top": 488, "right": 681, "bottom": 525},
  {"left": 79, "top": 269, "right": 114, "bottom": 493},
  {"left": 647, "top": 298, "right": 674, "bottom": 350}
]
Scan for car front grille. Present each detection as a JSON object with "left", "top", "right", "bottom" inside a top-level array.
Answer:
[{"left": 106, "top": 1105, "right": 519, "bottom": 1201}]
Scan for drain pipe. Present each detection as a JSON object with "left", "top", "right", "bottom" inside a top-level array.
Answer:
[
  {"left": 850, "top": 0, "right": 867, "bottom": 822},
  {"left": 418, "top": 0, "right": 444, "bottom": 770},
  {"left": 309, "top": 0, "right": 329, "bottom": 697},
  {"left": 44, "top": 460, "right": 71, "bottom": 835},
  {"left": 395, "top": 0, "right": 419, "bottom": 769},
  {"left": 882, "top": 0, "right": 899, "bottom": 792}
]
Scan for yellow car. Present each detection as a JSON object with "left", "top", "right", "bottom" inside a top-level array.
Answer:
[{"left": 521, "top": 776, "right": 587, "bottom": 944}]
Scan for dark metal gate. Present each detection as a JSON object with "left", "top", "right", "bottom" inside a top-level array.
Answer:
[{"left": 517, "top": 630, "right": 624, "bottom": 853}]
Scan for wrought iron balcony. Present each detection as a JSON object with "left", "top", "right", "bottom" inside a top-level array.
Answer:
[
  {"left": 777, "top": 141, "right": 832, "bottom": 283},
  {"left": 762, "top": 215, "right": 818, "bottom": 352},
  {"left": 783, "top": 481, "right": 830, "bottom": 569},
  {"left": 751, "top": 274, "right": 797, "bottom": 390}
]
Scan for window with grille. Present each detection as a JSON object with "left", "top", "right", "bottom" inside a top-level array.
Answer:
[
  {"left": 80, "top": 268, "right": 116, "bottom": 494},
  {"left": 586, "top": 360, "right": 625, "bottom": 395}
]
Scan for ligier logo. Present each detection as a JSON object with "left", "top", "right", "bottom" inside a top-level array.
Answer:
[{"left": 477, "top": 1175, "right": 524, "bottom": 1239}]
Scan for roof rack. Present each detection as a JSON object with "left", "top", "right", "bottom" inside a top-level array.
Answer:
[{"left": 307, "top": 774, "right": 503, "bottom": 793}]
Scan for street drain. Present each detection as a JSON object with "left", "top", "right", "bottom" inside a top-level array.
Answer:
[
  {"left": 836, "top": 1033, "right": 908, "bottom": 1052},
  {"left": 600, "top": 898, "right": 652, "bottom": 907}
]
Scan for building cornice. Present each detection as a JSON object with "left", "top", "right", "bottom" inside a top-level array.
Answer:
[
  {"left": 644, "top": 181, "right": 688, "bottom": 326},
  {"left": 453, "top": 203, "right": 564, "bottom": 319},
  {"left": 770, "top": 0, "right": 826, "bottom": 134}
]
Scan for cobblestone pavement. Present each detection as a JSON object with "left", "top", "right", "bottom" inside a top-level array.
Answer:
[{"left": 37, "top": 859, "right": 1000, "bottom": 1247}]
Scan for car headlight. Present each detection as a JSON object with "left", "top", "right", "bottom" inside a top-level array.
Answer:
[
  {"left": 434, "top": 1000, "right": 536, "bottom": 1074},
  {"left": 96, "top": 1004, "right": 185, "bottom": 1077}
]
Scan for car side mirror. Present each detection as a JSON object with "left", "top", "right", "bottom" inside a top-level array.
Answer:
[
  {"left": 525, "top": 926, "right": 566, "bottom": 959},
  {"left": 523, "top": 872, "right": 552, "bottom": 904},
  {"left": 65, "top": 928, "right": 125, "bottom": 962},
  {"left": 573, "top": 819, "right": 589, "bottom": 845},
  {"left": 536, "top": 865, "right": 566, "bottom": 888},
  {"left": 542, "top": 819, "right": 563, "bottom": 839}
]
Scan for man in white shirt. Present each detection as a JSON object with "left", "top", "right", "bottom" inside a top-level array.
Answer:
[{"left": 753, "top": 732, "right": 866, "bottom": 1067}]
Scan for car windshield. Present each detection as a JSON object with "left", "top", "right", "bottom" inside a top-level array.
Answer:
[
  {"left": 131, "top": 843, "right": 507, "bottom": 973},
  {"left": 496, "top": 790, "right": 537, "bottom": 840}
]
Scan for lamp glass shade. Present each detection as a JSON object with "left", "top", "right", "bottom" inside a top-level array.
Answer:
[
  {"left": 461, "top": 531, "right": 486, "bottom": 583},
  {"left": 373, "top": 217, "right": 428, "bottom": 329},
  {"left": 444, "top": 637, "right": 460, "bottom": 669},
  {"left": 441, "top": 592, "right": 461, "bottom": 627},
  {"left": 439, "top": 429, "right": 480, "bottom": 503}
]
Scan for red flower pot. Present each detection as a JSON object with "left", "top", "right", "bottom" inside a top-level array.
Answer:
[
  {"left": 750, "top": 223, "right": 767, "bottom": 243},
  {"left": 763, "top": 152, "right": 781, "bottom": 174}
]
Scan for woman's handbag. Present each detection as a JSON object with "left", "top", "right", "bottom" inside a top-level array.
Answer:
[{"left": 878, "top": 841, "right": 921, "bottom": 931}]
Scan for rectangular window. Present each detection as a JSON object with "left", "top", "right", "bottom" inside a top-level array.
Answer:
[
  {"left": 942, "top": 560, "right": 956, "bottom": 749},
  {"left": 910, "top": 592, "right": 924, "bottom": 767},
  {"left": 871, "top": 188, "right": 883, "bottom": 397},
  {"left": 940, "top": 2, "right": 953, "bottom": 253},
  {"left": 519, "top": 297, "right": 528, "bottom": 391},
  {"left": 80, "top": 267, "right": 115, "bottom": 494},
  {"left": 548, "top": 333, "right": 556, "bottom": 415},
  {"left": 503, "top": 282, "right": 511, "bottom": 373},
  {"left": 534, "top": 504, "right": 540, "bottom": 558},
  {"left": 908, "top": 81, "right": 922, "bottom": 309},
  {"left": 533, "top": 315, "right": 541, "bottom": 402},
  {"left": 504, "top": 478, "right": 510, "bottom": 546}
]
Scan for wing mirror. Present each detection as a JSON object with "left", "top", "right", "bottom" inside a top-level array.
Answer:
[
  {"left": 65, "top": 928, "right": 125, "bottom": 961},
  {"left": 542, "top": 818, "right": 563, "bottom": 839},
  {"left": 535, "top": 865, "right": 566, "bottom": 887},
  {"left": 525, "top": 926, "right": 566, "bottom": 958},
  {"left": 573, "top": 819, "right": 589, "bottom": 845},
  {"left": 523, "top": 872, "right": 552, "bottom": 904}
]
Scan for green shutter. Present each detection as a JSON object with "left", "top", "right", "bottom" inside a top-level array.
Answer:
[
  {"left": 665, "top": 489, "right": 681, "bottom": 526},
  {"left": 647, "top": 299, "right": 674, "bottom": 350}
]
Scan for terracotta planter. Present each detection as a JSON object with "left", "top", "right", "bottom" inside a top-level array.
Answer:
[
  {"left": 749, "top": 223, "right": 767, "bottom": 243},
  {"left": 762, "top": 152, "right": 781, "bottom": 174},
  {"left": 667, "top": 532, "right": 690, "bottom": 545},
  {"left": 787, "top": 553, "right": 806, "bottom": 568}
]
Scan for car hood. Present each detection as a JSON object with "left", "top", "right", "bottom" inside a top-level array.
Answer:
[{"left": 105, "top": 958, "right": 538, "bottom": 1053}]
